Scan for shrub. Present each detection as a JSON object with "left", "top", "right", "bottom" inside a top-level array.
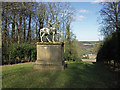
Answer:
[
  {"left": 82, "top": 57, "right": 89, "bottom": 59},
  {"left": 64, "top": 52, "right": 71, "bottom": 60},
  {"left": 64, "top": 52, "right": 78, "bottom": 61},
  {"left": 3, "top": 43, "right": 36, "bottom": 65}
]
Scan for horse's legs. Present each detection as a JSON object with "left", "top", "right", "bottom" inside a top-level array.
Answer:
[
  {"left": 52, "top": 32, "right": 55, "bottom": 42},
  {"left": 46, "top": 35, "right": 51, "bottom": 42},
  {"left": 41, "top": 32, "right": 45, "bottom": 42}
]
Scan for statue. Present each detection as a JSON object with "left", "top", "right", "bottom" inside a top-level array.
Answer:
[
  {"left": 34, "top": 18, "right": 64, "bottom": 70},
  {"left": 47, "top": 18, "right": 55, "bottom": 29},
  {"left": 40, "top": 18, "right": 60, "bottom": 42}
]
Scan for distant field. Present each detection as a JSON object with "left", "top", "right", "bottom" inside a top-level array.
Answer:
[
  {"left": 79, "top": 41, "right": 97, "bottom": 48},
  {"left": 82, "top": 59, "right": 96, "bottom": 62},
  {"left": 2, "top": 61, "right": 119, "bottom": 88},
  {"left": 78, "top": 41, "right": 99, "bottom": 54}
]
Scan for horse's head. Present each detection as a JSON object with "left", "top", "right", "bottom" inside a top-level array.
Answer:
[{"left": 52, "top": 22, "right": 60, "bottom": 28}]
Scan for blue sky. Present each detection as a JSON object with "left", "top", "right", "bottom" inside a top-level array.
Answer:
[{"left": 70, "top": 2, "right": 103, "bottom": 41}]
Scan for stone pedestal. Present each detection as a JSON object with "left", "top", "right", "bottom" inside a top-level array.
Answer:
[{"left": 33, "top": 42, "right": 64, "bottom": 70}]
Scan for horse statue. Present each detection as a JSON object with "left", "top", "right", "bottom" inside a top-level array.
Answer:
[{"left": 40, "top": 19, "right": 60, "bottom": 42}]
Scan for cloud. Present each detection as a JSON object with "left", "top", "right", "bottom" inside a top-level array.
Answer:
[
  {"left": 91, "top": 0, "right": 119, "bottom": 3},
  {"left": 79, "top": 9, "right": 89, "bottom": 13},
  {"left": 77, "top": 15, "right": 84, "bottom": 19},
  {"left": 72, "top": 15, "right": 85, "bottom": 21},
  {"left": 75, "top": 15, "right": 85, "bottom": 21}
]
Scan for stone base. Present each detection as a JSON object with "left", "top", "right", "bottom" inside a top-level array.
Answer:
[
  {"left": 33, "top": 42, "right": 64, "bottom": 70},
  {"left": 33, "top": 64, "right": 64, "bottom": 70},
  {"left": 35, "top": 60, "right": 64, "bottom": 65}
]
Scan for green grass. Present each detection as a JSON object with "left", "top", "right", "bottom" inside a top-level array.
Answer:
[{"left": 2, "top": 61, "right": 118, "bottom": 88}]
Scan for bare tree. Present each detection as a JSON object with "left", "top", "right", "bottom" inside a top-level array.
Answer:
[
  {"left": 1, "top": 2, "right": 76, "bottom": 44},
  {"left": 99, "top": 2, "right": 120, "bottom": 37}
]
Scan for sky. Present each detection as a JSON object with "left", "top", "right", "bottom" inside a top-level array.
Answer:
[{"left": 70, "top": 2, "right": 103, "bottom": 41}]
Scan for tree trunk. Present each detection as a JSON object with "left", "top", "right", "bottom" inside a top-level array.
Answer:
[
  {"left": 17, "top": 23, "right": 20, "bottom": 44},
  {"left": 36, "top": 21, "right": 37, "bottom": 41},
  {"left": 19, "top": 15, "right": 22, "bottom": 43},
  {"left": 27, "top": 15, "right": 31, "bottom": 43},
  {"left": 0, "top": 2, "right": 2, "bottom": 66},
  {"left": 23, "top": 16, "right": 26, "bottom": 42},
  {"left": 5, "top": 15, "right": 8, "bottom": 44},
  {"left": 11, "top": 15, "right": 15, "bottom": 42},
  {"left": 62, "top": 14, "right": 65, "bottom": 42},
  {"left": 27, "top": 3, "right": 32, "bottom": 43}
]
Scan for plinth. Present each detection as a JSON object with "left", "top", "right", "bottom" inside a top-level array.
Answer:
[{"left": 33, "top": 42, "right": 64, "bottom": 70}]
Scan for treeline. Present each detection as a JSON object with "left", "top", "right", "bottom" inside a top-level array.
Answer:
[
  {"left": 97, "top": 29, "right": 120, "bottom": 68},
  {"left": 97, "top": 2, "right": 120, "bottom": 69},
  {"left": 2, "top": 2, "right": 73, "bottom": 44},
  {"left": 1, "top": 2, "right": 81, "bottom": 65}
]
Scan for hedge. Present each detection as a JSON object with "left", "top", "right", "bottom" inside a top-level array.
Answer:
[{"left": 2, "top": 43, "right": 36, "bottom": 65}]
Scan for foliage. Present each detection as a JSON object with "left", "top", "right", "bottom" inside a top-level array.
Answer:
[
  {"left": 97, "top": 30, "right": 120, "bottom": 68},
  {"left": 64, "top": 52, "right": 76, "bottom": 61},
  {"left": 82, "top": 57, "right": 89, "bottom": 59},
  {"left": 64, "top": 52, "right": 71, "bottom": 60},
  {"left": 64, "top": 39, "right": 83, "bottom": 61},
  {"left": 92, "top": 41, "right": 103, "bottom": 54},
  {"left": 2, "top": 43, "right": 36, "bottom": 64},
  {"left": 97, "top": 2, "right": 120, "bottom": 68},
  {"left": 99, "top": 2, "right": 120, "bottom": 37}
]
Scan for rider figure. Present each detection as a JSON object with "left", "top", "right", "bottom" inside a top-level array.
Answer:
[{"left": 47, "top": 18, "right": 55, "bottom": 31}]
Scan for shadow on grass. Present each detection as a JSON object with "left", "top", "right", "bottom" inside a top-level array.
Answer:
[
  {"left": 29, "top": 70, "right": 63, "bottom": 88},
  {"left": 2, "top": 62, "right": 120, "bottom": 88},
  {"left": 2, "top": 64, "right": 62, "bottom": 88},
  {"left": 62, "top": 62, "right": 119, "bottom": 88}
]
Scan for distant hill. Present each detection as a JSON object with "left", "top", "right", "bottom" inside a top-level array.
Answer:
[
  {"left": 78, "top": 41, "right": 100, "bottom": 55},
  {"left": 79, "top": 41, "right": 97, "bottom": 48}
]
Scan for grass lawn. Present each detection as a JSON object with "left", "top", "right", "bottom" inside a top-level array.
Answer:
[{"left": 2, "top": 61, "right": 119, "bottom": 88}]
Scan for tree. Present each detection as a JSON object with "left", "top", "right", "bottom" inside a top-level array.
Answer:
[
  {"left": 0, "top": 2, "right": 2, "bottom": 65},
  {"left": 27, "top": 2, "right": 33, "bottom": 43},
  {"left": 0, "top": 2, "right": 2, "bottom": 89},
  {"left": 99, "top": 2, "right": 120, "bottom": 37},
  {"left": 97, "top": 2, "right": 120, "bottom": 70},
  {"left": 92, "top": 41, "right": 103, "bottom": 54},
  {"left": 37, "top": 3, "right": 46, "bottom": 42}
]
